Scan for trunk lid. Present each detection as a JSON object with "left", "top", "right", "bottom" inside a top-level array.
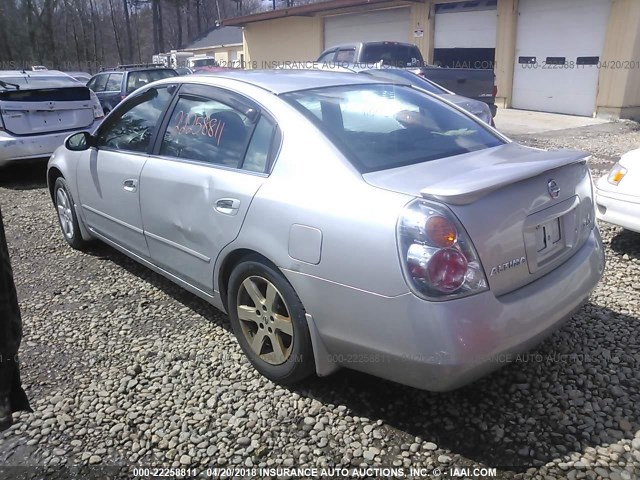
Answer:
[
  {"left": 0, "top": 86, "right": 94, "bottom": 135},
  {"left": 364, "top": 143, "right": 595, "bottom": 296}
]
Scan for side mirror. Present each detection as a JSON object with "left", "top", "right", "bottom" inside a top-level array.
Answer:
[{"left": 65, "top": 131, "right": 94, "bottom": 151}]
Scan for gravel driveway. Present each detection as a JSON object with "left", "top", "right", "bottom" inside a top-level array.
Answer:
[{"left": 0, "top": 121, "right": 639, "bottom": 480}]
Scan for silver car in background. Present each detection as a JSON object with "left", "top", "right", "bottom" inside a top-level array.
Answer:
[
  {"left": 356, "top": 67, "right": 494, "bottom": 125},
  {"left": 48, "top": 71, "right": 605, "bottom": 391},
  {"left": 0, "top": 71, "right": 104, "bottom": 165}
]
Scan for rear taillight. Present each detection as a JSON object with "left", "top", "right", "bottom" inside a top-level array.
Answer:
[
  {"left": 398, "top": 199, "right": 488, "bottom": 300},
  {"left": 89, "top": 91, "right": 104, "bottom": 120}
]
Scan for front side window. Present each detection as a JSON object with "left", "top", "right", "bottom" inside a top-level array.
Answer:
[
  {"left": 160, "top": 96, "right": 252, "bottom": 167},
  {"left": 105, "top": 73, "right": 123, "bottom": 92},
  {"left": 284, "top": 84, "right": 504, "bottom": 172},
  {"left": 97, "top": 86, "right": 173, "bottom": 153}
]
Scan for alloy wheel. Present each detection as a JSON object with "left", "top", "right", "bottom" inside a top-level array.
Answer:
[
  {"left": 236, "top": 276, "right": 294, "bottom": 365},
  {"left": 56, "top": 188, "right": 74, "bottom": 239}
]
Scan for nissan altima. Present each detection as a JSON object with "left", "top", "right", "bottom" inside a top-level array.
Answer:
[{"left": 47, "top": 71, "right": 605, "bottom": 391}]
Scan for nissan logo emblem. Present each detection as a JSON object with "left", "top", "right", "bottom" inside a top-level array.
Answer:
[{"left": 548, "top": 179, "right": 560, "bottom": 199}]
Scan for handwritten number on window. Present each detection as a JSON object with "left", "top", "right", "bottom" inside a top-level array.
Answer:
[{"left": 174, "top": 110, "right": 225, "bottom": 145}]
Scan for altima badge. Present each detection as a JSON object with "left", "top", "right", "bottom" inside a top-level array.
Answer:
[
  {"left": 548, "top": 179, "right": 560, "bottom": 199},
  {"left": 490, "top": 256, "right": 527, "bottom": 276}
]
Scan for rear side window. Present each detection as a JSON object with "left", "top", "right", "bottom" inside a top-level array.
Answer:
[
  {"left": 160, "top": 96, "right": 252, "bottom": 167},
  {"left": 335, "top": 49, "right": 355, "bottom": 62},
  {"left": 317, "top": 51, "right": 336, "bottom": 63},
  {"left": 89, "top": 74, "right": 108, "bottom": 92},
  {"left": 97, "top": 87, "right": 173, "bottom": 153},
  {"left": 105, "top": 73, "right": 123, "bottom": 91},
  {"left": 242, "top": 116, "right": 276, "bottom": 173},
  {"left": 284, "top": 84, "right": 504, "bottom": 173},
  {"left": 127, "top": 70, "right": 177, "bottom": 93}
]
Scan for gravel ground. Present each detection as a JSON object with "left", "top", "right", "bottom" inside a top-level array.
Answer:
[{"left": 0, "top": 121, "right": 639, "bottom": 480}]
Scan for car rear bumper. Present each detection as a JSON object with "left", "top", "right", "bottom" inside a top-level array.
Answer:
[
  {"left": 287, "top": 228, "right": 604, "bottom": 391},
  {"left": 0, "top": 121, "right": 101, "bottom": 164},
  {"left": 595, "top": 188, "right": 640, "bottom": 233}
]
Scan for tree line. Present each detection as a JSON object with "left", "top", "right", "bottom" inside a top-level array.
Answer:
[{"left": 0, "top": 0, "right": 300, "bottom": 73}]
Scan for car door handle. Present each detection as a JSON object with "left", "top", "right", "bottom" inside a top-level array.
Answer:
[
  {"left": 123, "top": 179, "right": 138, "bottom": 192},
  {"left": 215, "top": 198, "right": 240, "bottom": 215}
]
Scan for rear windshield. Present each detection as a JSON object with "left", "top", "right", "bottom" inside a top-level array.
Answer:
[
  {"left": 126, "top": 69, "right": 177, "bottom": 93},
  {"left": 360, "top": 44, "right": 424, "bottom": 67},
  {"left": 0, "top": 75, "right": 80, "bottom": 90},
  {"left": 283, "top": 84, "right": 504, "bottom": 173},
  {"left": 191, "top": 58, "right": 218, "bottom": 68}
]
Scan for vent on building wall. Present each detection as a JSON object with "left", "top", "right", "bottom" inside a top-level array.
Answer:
[{"left": 435, "top": 0, "right": 497, "bottom": 13}]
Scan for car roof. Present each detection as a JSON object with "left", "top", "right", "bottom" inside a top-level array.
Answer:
[
  {"left": 0, "top": 70, "right": 72, "bottom": 77},
  {"left": 324, "top": 41, "right": 417, "bottom": 50},
  {"left": 191, "top": 69, "right": 407, "bottom": 94},
  {"left": 96, "top": 67, "right": 175, "bottom": 74}
]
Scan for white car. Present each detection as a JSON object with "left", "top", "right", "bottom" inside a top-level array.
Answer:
[
  {"left": 595, "top": 149, "right": 640, "bottom": 233},
  {"left": 0, "top": 70, "right": 104, "bottom": 166}
]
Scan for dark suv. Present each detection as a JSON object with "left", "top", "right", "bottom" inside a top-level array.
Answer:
[{"left": 87, "top": 64, "right": 178, "bottom": 114}]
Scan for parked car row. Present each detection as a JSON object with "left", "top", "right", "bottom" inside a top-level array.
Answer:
[
  {"left": 86, "top": 64, "right": 179, "bottom": 114},
  {"left": 46, "top": 70, "right": 607, "bottom": 391}
]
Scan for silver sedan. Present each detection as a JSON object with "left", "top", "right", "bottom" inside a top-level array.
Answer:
[{"left": 47, "top": 71, "right": 605, "bottom": 391}]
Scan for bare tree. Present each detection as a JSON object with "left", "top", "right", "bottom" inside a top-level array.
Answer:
[
  {"left": 123, "top": 0, "right": 135, "bottom": 62},
  {"left": 0, "top": 0, "right": 271, "bottom": 71}
]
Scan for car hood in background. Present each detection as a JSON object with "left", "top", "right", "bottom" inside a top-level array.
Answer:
[{"left": 442, "top": 94, "right": 488, "bottom": 114}]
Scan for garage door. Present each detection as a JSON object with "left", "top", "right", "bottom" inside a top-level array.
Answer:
[
  {"left": 324, "top": 8, "right": 410, "bottom": 49},
  {"left": 512, "top": 0, "right": 611, "bottom": 116},
  {"left": 434, "top": 1, "right": 497, "bottom": 69}
]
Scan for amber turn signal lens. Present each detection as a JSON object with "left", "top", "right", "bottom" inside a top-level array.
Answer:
[{"left": 425, "top": 216, "right": 457, "bottom": 248}]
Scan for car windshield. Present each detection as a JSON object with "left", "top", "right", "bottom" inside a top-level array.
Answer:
[
  {"left": 360, "top": 44, "right": 424, "bottom": 67},
  {"left": 126, "top": 69, "right": 177, "bottom": 93},
  {"left": 283, "top": 84, "right": 504, "bottom": 173},
  {"left": 0, "top": 75, "right": 80, "bottom": 90}
]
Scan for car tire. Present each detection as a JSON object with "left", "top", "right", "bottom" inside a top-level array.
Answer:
[
  {"left": 53, "top": 177, "right": 87, "bottom": 250},
  {"left": 228, "top": 256, "right": 315, "bottom": 384}
]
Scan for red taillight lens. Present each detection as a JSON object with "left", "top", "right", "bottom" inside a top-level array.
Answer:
[
  {"left": 425, "top": 215, "right": 456, "bottom": 248},
  {"left": 398, "top": 199, "right": 488, "bottom": 300},
  {"left": 426, "top": 249, "right": 468, "bottom": 293}
]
